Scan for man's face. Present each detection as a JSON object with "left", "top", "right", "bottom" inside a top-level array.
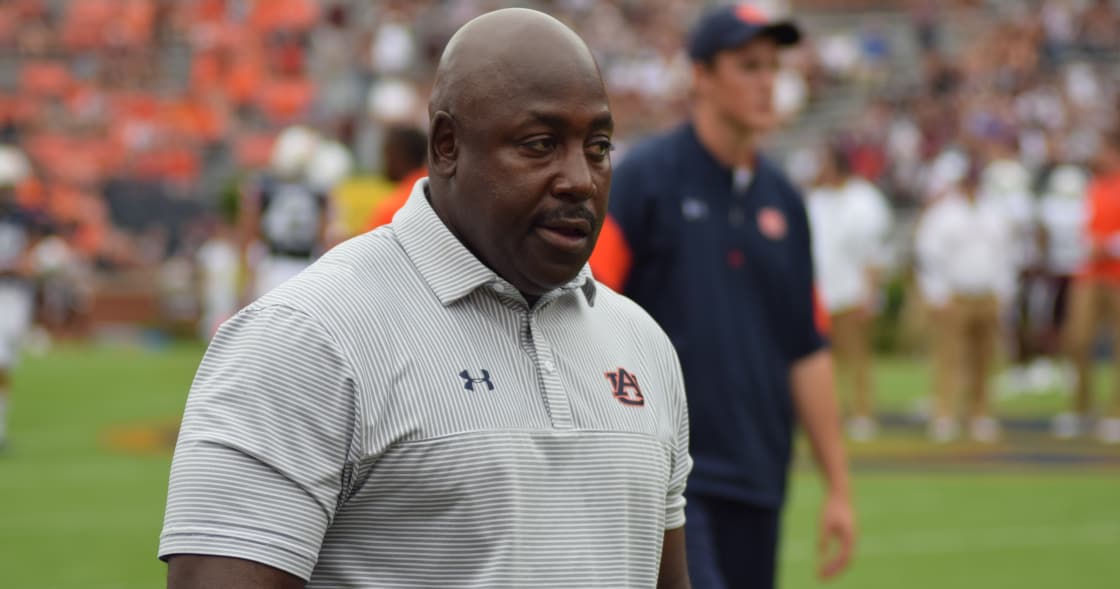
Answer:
[
  {"left": 446, "top": 71, "right": 613, "bottom": 297},
  {"left": 695, "top": 37, "right": 781, "bottom": 135}
]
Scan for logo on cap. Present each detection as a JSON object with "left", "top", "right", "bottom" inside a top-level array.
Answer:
[{"left": 735, "top": 4, "right": 769, "bottom": 24}]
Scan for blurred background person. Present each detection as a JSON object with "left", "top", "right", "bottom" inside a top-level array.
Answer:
[
  {"left": 808, "top": 142, "right": 892, "bottom": 441},
  {"left": 1063, "top": 127, "right": 1120, "bottom": 444},
  {"left": 916, "top": 163, "right": 1016, "bottom": 443},
  {"left": 1036, "top": 164, "right": 1091, "bottom": 436},
  {"left": 239, "top": 125, "right": 339, "bottom": 301},
  {"left": 362, "top": 124, "right": 426, "bottom": 231},
  {"left": 979, "top": 150, "right": 1042, "bottom": 396},
  {"left": 0, "top": 145, "right": 36, "bottom": 451},
  {"left": 193, "top": 214, "right": 238, "bottom": 341},
  {"left": 914, "top": 150, "right": 968, "bottom": 442},
  {"left": 594, "top": 6, "right": 855, "bottom": 587}
]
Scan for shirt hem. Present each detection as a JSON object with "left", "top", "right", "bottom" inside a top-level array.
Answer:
[{"left": 159, "top": 528, "right": 319, "bottom": 581}]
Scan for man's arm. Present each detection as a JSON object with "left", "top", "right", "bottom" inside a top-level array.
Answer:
[
  {"left": 657, "top": 527, "right": 691, "bottom": 589},
  {"left": 168, "top": 555, "right": 304, "bottom": 589},
  {"left": 790, "top": 350, "right": 855, "bottom": 581}
]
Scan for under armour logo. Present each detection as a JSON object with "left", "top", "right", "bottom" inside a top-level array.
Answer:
[
  {"left": 459, "top": 369, "right": 494, "bottom": 392},
  {"left": 605, "top": 367, "right": 645, "bottom": 406},
  {"left": 681, "top": 197, "right": 708, "bottom": 222}
]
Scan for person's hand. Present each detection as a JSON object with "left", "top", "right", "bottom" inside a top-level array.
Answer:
[{"left": 818, "top": 491, "right": 856, "bottom": 581}]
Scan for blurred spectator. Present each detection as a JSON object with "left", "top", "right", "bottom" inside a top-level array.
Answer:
[
  {"left": 363, "top": 125, "right": 427, "bottom": 232},
  {"left": 808, "top": 144, "right": 893, "bottom": 441},
  {"left": 194, "top": 216, "right": 238, "bottom": 341},
  {"left": 1061, "top": 128, "right": 1120, "bottom": 444},
  {"left": 1034, "top": 164, "right": 1089, "bottom": 396},
  {"left": 0, "top": 144, "right": 36, "bottom": 450},
  {"left": 240, "top": 125, "right": 335, "bottom": 300},
  {"left": 916, "top": 165, "right": 1016, "bottom": 443}
]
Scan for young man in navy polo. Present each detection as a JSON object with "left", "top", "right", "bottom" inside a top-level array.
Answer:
[{"left": 592, "top": 5, "right": 856, "bottom": 587}]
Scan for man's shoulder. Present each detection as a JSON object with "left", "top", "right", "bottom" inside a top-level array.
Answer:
[{"left": 259, "top": 228, "right": 413, "bottom": 321}]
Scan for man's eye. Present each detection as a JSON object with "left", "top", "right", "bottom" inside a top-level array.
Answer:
[
  {"left": 523, "top": 138, "right": 557, "bottom": 153},
  {"left": 587, "top": 140, "right": 615, "bottom": 159}
]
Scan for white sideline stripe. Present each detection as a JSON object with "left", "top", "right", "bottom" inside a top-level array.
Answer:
[{"left": 784, "top": 521, "right": 1120, "bottom": 561}]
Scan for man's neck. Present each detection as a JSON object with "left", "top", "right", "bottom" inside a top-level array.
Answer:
[{"left": 692, "top": 105, "right": 757, "bottom": 170}]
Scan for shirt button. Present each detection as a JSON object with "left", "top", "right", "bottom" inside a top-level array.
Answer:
[
  {"left": 491, "top": 283, "right": 508, "bottom": 294},
  {"left": 543, "top": 360, "right": 556, "bottom": 374}
]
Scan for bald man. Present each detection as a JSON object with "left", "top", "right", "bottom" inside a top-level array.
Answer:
[{"left": 160, "top": 9, "right": 693, "bottom": 589}]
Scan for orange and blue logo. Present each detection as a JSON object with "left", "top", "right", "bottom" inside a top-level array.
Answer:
[
  {"left": 605, "top": 367, "right": 645, "bottom": 406},
  {"left": 735, "top": 4, "right": 769, "bottom": 25}
]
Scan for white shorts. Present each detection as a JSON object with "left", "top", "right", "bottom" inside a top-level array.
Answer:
[
  {"left": 254, "top": 255, "right": 311, "bottom": 300},
  {"left": 0, "top": 282, "right": 33, "bottom": 368}
]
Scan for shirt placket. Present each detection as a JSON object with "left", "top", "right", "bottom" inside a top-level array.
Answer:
[{"left": 520, "top": 302, "right": 574, "bottom": 430}]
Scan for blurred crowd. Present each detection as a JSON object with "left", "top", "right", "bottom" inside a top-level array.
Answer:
[
  {"left": 0, "top": 0, "right": 866, "bottom": 274},
  {"left": 793, "top": 0, "right": 1120, "bottom": 443},
  {"left": 791, "top": 0, "right": 1120, "bottom": 206},
  {"left": 2, "top": 0, "right": 1120, "bottom": 440}
]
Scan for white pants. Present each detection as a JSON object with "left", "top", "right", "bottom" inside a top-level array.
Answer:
[
  {"left": 254, "top": 255, "right": 311, "bottom": 300},
  {"left": 0, "top": 282, "right": 33, "bottom": 368}
]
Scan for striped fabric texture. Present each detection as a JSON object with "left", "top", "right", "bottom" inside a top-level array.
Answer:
[{"left": 160, "top": 179, "right": 692, "bottom": 588}]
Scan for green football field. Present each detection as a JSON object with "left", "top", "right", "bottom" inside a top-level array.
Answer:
[{"left": 1, "top": 343, "right": 1118, "bottom": 588}]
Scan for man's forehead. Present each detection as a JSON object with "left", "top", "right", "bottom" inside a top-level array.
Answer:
[
  {"left": 457, "top": 61, "right": 610, "bottom": 128},
  {"left": 431, "top": 8, "right": 606, "bottom": 121},
  {"left": 510, "top": 103, "right": 614, "bottom": 131}
]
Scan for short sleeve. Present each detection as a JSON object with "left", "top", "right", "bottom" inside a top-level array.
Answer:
[
  {"left": 662, "top": 346, "right": 692, "bottom": 530},
  {"left": 788, "top": 197, "right": 829, "bottom": 360},
  {"left": 159, "top": 305, "right": 359, "bottom": 581}
]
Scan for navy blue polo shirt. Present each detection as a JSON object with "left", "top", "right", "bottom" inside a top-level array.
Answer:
[{"left": 607, "top": 122, "right": 826, "bottom": 508}]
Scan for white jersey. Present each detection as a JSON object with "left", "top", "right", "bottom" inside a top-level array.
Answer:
[
  {"left": 0, "top": 205, "right": 33, "bottom": 273},
  {"left": 979, "top": 187, "right": 1037, "bottom": 271},
  {"left": 979, "top": 159, "right": 1037, "bottom": 271},
  {"left": 1038, "top": 189, "right": 1088, "bottom": 274},
  {"left": 915, "top": 191, "right": 1016, "bottom": 306},
  {"left": 0, "top": 282, "right": 32, "bottom": 367},
  {"left": 807, "top": 178, "right": 892, "bottom": 313}
]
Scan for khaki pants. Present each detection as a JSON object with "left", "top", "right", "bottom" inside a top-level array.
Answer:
[
  {"left": 934, "top": 295, "right": 1000, "bottom": 420},
  {"left": 830, "top": 308, "right": 874, "bottom": 418},
  {"left": 1063, "top": 279, "right": 1120, "bottom": 417}
]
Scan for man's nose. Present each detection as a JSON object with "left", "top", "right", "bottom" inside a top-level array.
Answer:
[{"left": 553, "top": 145, "right": 596, "bottom": 201}]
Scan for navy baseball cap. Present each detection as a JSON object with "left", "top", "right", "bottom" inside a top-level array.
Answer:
[{"left": 688, "top": 4, "right": 802, "bottom": 62}]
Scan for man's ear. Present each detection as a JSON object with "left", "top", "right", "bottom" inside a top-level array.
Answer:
[
  {"left": 429, "top": 111, "right": 458, "bottom": 178},
  {"left": 691, "top": 61, "right": 713, "bottom": 98}
]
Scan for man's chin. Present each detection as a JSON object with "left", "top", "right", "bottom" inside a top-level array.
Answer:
[{"left": 517, "top": 261, "right": 588, "bottom": 297}]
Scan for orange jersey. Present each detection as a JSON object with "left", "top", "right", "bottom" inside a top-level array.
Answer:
[
  {"left": 588, "top": 214, "right": 631, "bottom": 292},
  {"left": 363, "top": 169, "right": 426, "bottom": 232},
  {"left": 1080, "top": 171, "right": 1120, "bottom": 282}
]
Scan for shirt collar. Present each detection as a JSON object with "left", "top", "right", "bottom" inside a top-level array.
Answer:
[{"left": 392, "top": 178, "right": 597, "bottom": 307}]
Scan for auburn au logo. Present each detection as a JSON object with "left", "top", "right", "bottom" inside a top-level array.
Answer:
[{"left": 605, "top": 368, "right": 645, "bottom": 406}]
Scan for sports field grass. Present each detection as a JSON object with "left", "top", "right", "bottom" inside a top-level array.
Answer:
[{"left": 1, "top": 343, "right": 1118, "bottom": 588}]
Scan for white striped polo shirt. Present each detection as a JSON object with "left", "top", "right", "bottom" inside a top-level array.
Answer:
[{"left": 159, "top": 179, "right": 692, "bottom": 588}]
